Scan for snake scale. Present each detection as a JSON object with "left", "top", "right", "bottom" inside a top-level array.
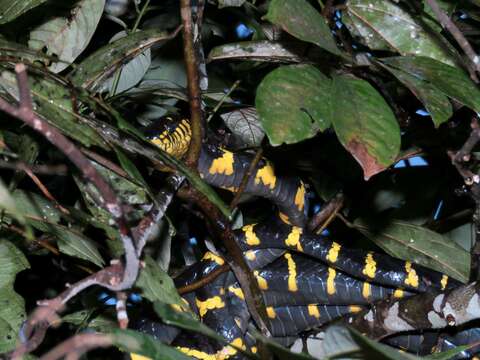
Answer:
[{"left": 130, "top": 115, "right": 476, "bottom": 359}]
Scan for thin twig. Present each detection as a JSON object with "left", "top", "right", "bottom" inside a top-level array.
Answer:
[
  {"left": 180, "top": 0, "right": 204, "bottom": 168},
  {"left": 178, "top": 186, "right": 272, "bottom": 336},
  {"left": 425, "top": 0, "right": 480, "bottom": 82},
  {"left": 230, "top": 147, "right": 263, "bottom": 209},
  {"left": 0, "top": 160, "right": 68, "bottom": 175},
  {"left": 115, "top": 291, "right": 128, "bottom": 329},
  {"left": 23, "top": 166, "right": 70, "bottom": 214},
  {"left": 177, "top": 264, "right": 230, "bottom": 295},
  {"left": 81, "top": 147, "right": 129, "bottom": 178},
  {"left": 0, "top": 64, "right": 139, "bottom": 289},
  {"left": 206, "top": 80, "right": 241, "bottom": 124},
  {"left": 1, "top": 64, "right": 140, "bottom": 358},
  {"left": 307, "top": 192, "right": 344, "bottom": 234},
  {"left": 38, "top": 333, "right": 112, "bottom": 360}
]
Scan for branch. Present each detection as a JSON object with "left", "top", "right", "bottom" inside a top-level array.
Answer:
[
  {"left": 347, "top": 282, "right": 480, "bottom": 339},
  {"left": 180, "top": 0, "right": 204, "bottom": 168},
  {"left": 178, "top": 186, "right": 272, "bottom": 336},
  {"left": 449, "top": 116, "right": 480, "bottom": 280},
  {"left": 230, "top": 148, "right": 263, "bottom": 209},
  {"left": 425, "top": 0, "right": 480, "bottom": 82},
  {"left": 0, "top": 64, "right": 139, "bottom": 357},
  {"left": 177, "top": 263, "right": 230, "bottom": 295},
  {"left": 38, "top": 333, "right": 112, "bottom": 360},
  {"left": 307, "top": 192, "right": 344, "bottom": 234},
  {"left": 0, "top": 64, "right": 140, "bottom": 289}
]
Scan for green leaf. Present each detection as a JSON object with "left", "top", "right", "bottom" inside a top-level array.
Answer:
[
  {"left": 354, "top": 219, "right": 470, "bottom": 283},
  {"left": 317, "top": 325, "right": 420, "bottom": 359},
  {"left": 28, "top": 0, "right": 105, "bottom": 73},
  {"left": 348, "top": 328, "right": 420, "bottom": 360},
  {"left": 220, "top": 107, "right": 264, "bottom": 147},
  {"left": 154, "top": 302, "right": 256, "bottom": 359},
  {"left": 54, "top": 226, "right": 105, "bottom": 267},
  {"left": 208, "top": 41, "right": 302, "bottom": 63},
  {"left": 63, "top": 310, "right": 117, "bottom": 332},
  {"left": 153, "top": 301, "right": 219, "bottom": 340},
  {"left": 100, "top": 31, "right": 151, "bottom": 95},
  {"left": 136, "top": 256, "right": 183, "bottom": 305},
  {"left": 0, "top": 70, "right": 108, "bottom": 149},
  {"left": 0, "top": 240, "right": 29, "bottom": 353},
  {"left": 0, "top": 0, "right": 48, "bottom": 24},
  {"left": 424, "top": 345, "right": 470, "bottom": 360},
  {"left": 331, "top": 74, "right": 400, "bottom": 179},
  {"left": 381, "top": 56, "right": 480, "bottom": 114},
  {"left": 379, "top": 62, "right": 453, "bottom": 127},
  {"left": 12, "top": 190, "right": 61, "bottom": 227},
  {"left": 111, "top": 329, "right": 191, "bottom": 360},
  {"left": 343, "top": 0, "right": 456, "bottom": 65},
  {"left": 114, "top": 147, "right": 155, "bottom": 202},
  {"left": 0, "top": 179, "right": 26, "bottom": 225},
  {"left": 255, "top": 65, "right": 332, "bottom": 146},
  {"left": 70, "top": 29, "right": 177, "bottom": 91},
  {"left": 251, "top": 330, "right": 314, "bottom": 360},
  {"left": 265, "top": 0, "right": 342, "bottom": 57}
]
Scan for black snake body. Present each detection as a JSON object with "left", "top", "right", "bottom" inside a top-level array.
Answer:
[{"left": 133, "top": 116, "right": 476, "bottom": 359}]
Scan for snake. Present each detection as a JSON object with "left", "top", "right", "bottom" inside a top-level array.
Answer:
[{"left": 131, "top": 115, "right": 474, "bottom": 359}]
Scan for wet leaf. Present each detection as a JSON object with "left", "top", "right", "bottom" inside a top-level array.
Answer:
[
  {"left": 0, "top": 240, "right": 29, "bottom": 353},
  {"left": 0, "top": 0, "right": 47, "bottom": 24},
  {"left": 343, "top": 0, "right": 456, "bottom": 65},
  {"left": 154, "top": 302, "right": 256, "bottom": 359},
  {"left": 12, "top": 190, "right": 61, "bottom": 227},
  {"left": 28, "top": 0, "right": 105, "bottom": 73},
  {"left": 217, "top": 0, "right": 246, "bottom": 8},
  {"left": 221, "top": 107, "right": 264, "bottom": 147},
  {"left": 265, "top": 0, "right": 342, "bottom": 57},
  {"left": 136, "top": 256, "right": 183, "bottom": 305},
  {"left": 54, "top": 226, "right": 104, "bottom": 267},
  {"left": 381, "top": 56, "right": 480, "bottom": 114},
  {"left": 0, "top": 179, "right": 26, "bottom": 226},
  {"left": 114, "top": 147, "right": 155, "bottom": 201},
  {"left": 70, "top": 29, "right": 177, "bottom": 91},
  {"left": 355, "top": 219, "right": 470, "bottom": 283},
  {"left": 331, "top": 74, "right": 400, "bottom": 179},
  {"left": 348, "top": 328, "right": 419, "bottom": 360},
  {"left": 0, "top": 70, "right": 108, "bottom": 149},
  {"left": 256, "top": 65, "right": 332, "bottom": 146},
  {"left": 379, "top": 62, "right": 452, "bottom": 127},
  {"left": 111, "top": 329, "right": 191, "bottom": 360},
  {"left": 63, "top": 310, "right": 117, "bottom": 332},
  {"left": 208, "top": 41, "right": 302, "bottom": 63},
  {"left": 100, "top": 31, "right": 151, "bottom": 95}
]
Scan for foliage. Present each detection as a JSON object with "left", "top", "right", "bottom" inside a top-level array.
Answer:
[{"left": 0, "top": 0, "right": 479, "bottom": 359}]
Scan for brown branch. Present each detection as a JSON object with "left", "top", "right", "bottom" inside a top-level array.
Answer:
[
  {"left": 116, "top": 291, "right": 128, "bottom": 329},
  {"left": 0, "top": 64, "right": 140, "bottom": 289},
  {"left": 0, "top": 160, "right": 68, "bottom": 175},
  {"left": 180, "top": 0, "right": 204, "bottom": 168},
  {"left": 38, "top": 333, "right": 112, "bottom": 360},
  {"left": 1, "top": 64, "right": 140, "bottom": 357},
  {"left": 177, "top": 264, "right": 230, "bottom": 295},
  {"left": 230, "top": 148, "right": 263, "bottom": 209},
  {"left": 449, "top": 116, "right": 480, "bottom": 280},
  {"left": 178, "top": 186, "right": 272, "bottom": 336},
  {"left": 81, "top": 147, "right": 129, "bottom": 178},
  {"left": 425, "top": 0, "right": 480, "bottom": 82},
  {"left": 347, "top": 282, "right": 480, "bottom": 340},
  {"left": 307, "top": 192, "right": 344, "bottom": 234},
  {"left": 23, "top": 165, "right": 70, "bottom": 214}
]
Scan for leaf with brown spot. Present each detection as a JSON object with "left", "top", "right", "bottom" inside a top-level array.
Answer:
[{"left": 331, "top": 75, "right": 400, "bottom": 180}]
